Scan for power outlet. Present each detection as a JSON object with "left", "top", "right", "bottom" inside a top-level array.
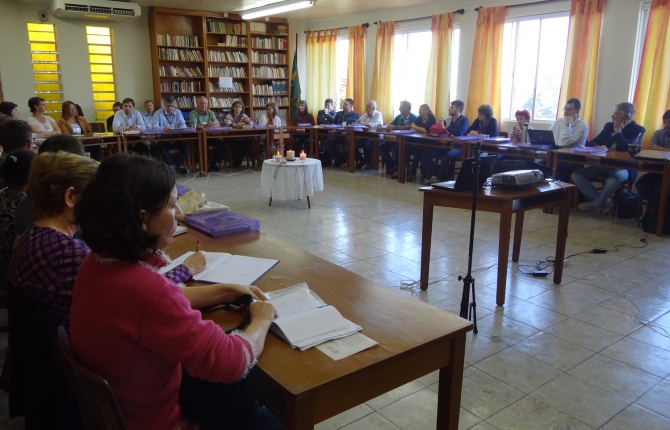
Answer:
[{"left": 39, "top": 10, "right": 48, "bottom": 22}]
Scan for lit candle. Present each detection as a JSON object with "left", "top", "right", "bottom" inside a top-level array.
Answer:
[
  {"left": 287, "top": 150, "right": 295, "bottom": 160},
  {"left": 299, "top": 150, "right": 306, "bottom": 160}
]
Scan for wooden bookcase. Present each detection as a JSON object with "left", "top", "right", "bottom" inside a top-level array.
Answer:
[{"left": 149, "top": 7, "right": 289, "bottom": 122}]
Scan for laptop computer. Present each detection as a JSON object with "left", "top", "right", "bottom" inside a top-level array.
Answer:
[
  {"left": 527, "top": 129, "right": 556, "bottom": 146},
  {"left": 635, "top": 149, "right": 670, "bottom": 162},
  {"left": 432, "top": 156, "right": 496, "bottom": 191}
]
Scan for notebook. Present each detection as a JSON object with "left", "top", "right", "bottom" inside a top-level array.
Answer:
[
  {"left": 160, "top": 252, "right": 278, "bottom": 285},
  {"left": 635, "top": 150, "right": 670, "bottom": 162},
  {"left": 432, "top": 156, "right": 496, "bottom": 192},
  {"left": 527, "top": 129, "right": 555, "bottom": 145}
]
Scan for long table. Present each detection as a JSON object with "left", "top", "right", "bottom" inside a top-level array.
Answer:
[
  {"left": 420, "top": 182, "right": 574, "bottom": 306},
  {"left": 124, "top": 130, "right": 203, "bottom": 172},
  {"left": 166, "top": 230, "right": 472, "bottom": 430}
]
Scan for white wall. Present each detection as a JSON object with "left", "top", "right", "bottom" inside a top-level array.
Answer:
[{"left": 0, "top": 0, "right": 153, "bottom": 122}]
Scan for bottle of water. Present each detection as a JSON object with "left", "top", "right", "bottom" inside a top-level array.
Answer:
[{"left": 522, "top": 123, "right": 529, "bottom": 143}]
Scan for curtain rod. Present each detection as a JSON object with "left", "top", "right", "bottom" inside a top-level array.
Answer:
[
  {"left": 474, "top": 0, "right": 566, "bottom": 11},
  {"left": 304, "top": 22, "right": 369, "bottom": 33},
  {"left": 374, "top": 9, "right": 465, "bottom": 25}
]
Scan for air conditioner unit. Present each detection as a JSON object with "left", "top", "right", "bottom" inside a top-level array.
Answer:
[{"left": 49, "top": 0, "right": 141, "bottom": 21}]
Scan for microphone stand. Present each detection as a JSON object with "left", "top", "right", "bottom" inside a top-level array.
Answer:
[{"left": 459, "top": 141, "right": 481, "bottom": 334}]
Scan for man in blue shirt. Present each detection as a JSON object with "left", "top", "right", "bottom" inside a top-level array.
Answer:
[
  {"left": 153, "top": 96, "right": 190, "bottom": 174},
  {"left": 112, "top": 98, "right": 148, "bottom": 157},
  {"left": 142, "top": 100, "right": 157, "bottom": 129},
  {"left": 324, "top": 98, "right": 360, "bottom": 167},
  {"left": 381, "top": 100, "right": 417, "bottom": 177},
  {"left": 423, "top": 100, "right": 470, "bottom": 183}
]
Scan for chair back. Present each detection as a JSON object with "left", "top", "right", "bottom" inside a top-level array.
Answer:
[
  {"left": 90, "top": 122, "right": 105, "bottom": 133},
  {"left": 57, "top": 326, "right": 127, "bottom": 430}
]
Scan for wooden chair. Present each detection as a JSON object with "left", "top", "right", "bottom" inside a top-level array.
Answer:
[
  {"left": 90, "top": 123, "right": 105, "bottom": 133},
  {"left": 57, "top": 326, "right": 127, "bottom": 430}
]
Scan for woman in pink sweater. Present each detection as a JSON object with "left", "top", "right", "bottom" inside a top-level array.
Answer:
[{"left": 69, "top": 154, "right": 275, "bottom": 430}]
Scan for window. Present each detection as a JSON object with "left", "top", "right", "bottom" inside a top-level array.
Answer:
[
  {"left": 391, "top": 29, "right": 432, "bottom": 115},
  {"left": 630, "top": 2, "right": 651, "bottom": 100},
  {"left": 335, "top": 35, "right": 349, "bottom": 109},
  {"left": 26, "top": 23, "right": 63, "bottom": 119},
  {"left": 500, "top": 14, "right": 569, "bottom": 121},
  {"left": 450, "top": 27, "right": 460, "bottom": 102},
  {"left": 86, "top": 26, "right": 117, "bottom": 122}
]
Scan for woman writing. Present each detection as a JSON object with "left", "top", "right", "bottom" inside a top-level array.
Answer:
[
  {"left": 70, "top": 154, "right": 275, "bottom": 429},
  {"left": 25, "top": 97, "right": 61, "bottom": 138},
  {"left": 510, "top": 109, "right": 532, "bottom": 143},
  {"left": 223, "top": 100, "right": 253, "bottom": 168},
  {"left": 291, "top": 100, "right": 315, "bottom": 156},
  {"left": 406, "top": 104, "right": 437, "bottom": 182}
]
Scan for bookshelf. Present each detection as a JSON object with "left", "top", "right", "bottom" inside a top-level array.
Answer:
[{"left": 149, "top": 8, "right": 290, "bottom": 122}]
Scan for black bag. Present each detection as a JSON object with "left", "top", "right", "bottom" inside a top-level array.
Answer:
[
  {"left": 616, "top": 188, "right": 638, "bottom": 219},
  {"left": 639, "top": 195, "right": 670, "bottom": 234},
  {"left": 319, "top": 151, "right": 331, "bottom": 167}
]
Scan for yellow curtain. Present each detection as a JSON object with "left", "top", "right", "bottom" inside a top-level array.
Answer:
[
  {"left": 347, "top": 25, "right": 367, "bottom": 114},
  {"left": 633, "top": 0, "right": 670, "bottom": 146},
  {"left": 557, "top": 0, "right": 604, "bottom": 138},
  {"left": 370, "top": 22, "right": 395, "bottom": 123},
  {"left": 425, "top": 13, "right": 453, "bottom": 120},
  {"left": 465, "top": 7, "right": 506, "bottom": 122},
  {"left": 306, "top": 30, "right": 338, "bottom": 118}
]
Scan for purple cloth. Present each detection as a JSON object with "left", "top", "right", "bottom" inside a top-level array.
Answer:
[
  {"left": 205, "top": 126, "right": 232, "bottom": 131},
  {"left": 391, "top": 130, "right": 414, "bottom": 134}
]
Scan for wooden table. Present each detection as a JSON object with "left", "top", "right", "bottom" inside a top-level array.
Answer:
[
  {"left": 269, "top": 125, "right": 318, "bottom": 157},
  {"left": 420, "top": 182, "right": 574, "bottom": 306},
  {"left": 79, "top": 133, "right": 122, "bottom": 155},
  {"left": 552, "top": 148, "right": 670, "bottom": 236},
  {"left": 397, "top": 134, "right": 467, "bottom": 183},
  {"left": 166, "top": 231, "right": 472, "bottom": 430},
  {"left": 466, "top": 141, "right": 550, "bottom": 163},
  {"left": 200, "top": 127, "right": 272, "bottom": 173},
  {"left": 123, "top": 130, "right": 202, "bottom": 172}
]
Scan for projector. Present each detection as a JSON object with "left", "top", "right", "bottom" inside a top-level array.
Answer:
[{"left": 491, "top": 170, "right": 544, "bottom": 188}]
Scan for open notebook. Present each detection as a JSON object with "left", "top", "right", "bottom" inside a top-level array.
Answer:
[
  {"left": 266, "top": 283, "right": 362, "bottom": 351},
  {"left": 160, "top": 252, "right": 278, "bottom": 285}
]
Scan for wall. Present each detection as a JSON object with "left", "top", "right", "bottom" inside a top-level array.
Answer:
[{"left": 0, "top": 0, "right": 153, "bottom": 122}]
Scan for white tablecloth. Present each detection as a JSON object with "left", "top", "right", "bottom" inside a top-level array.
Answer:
[{"left": 260, "top": 158, "right": 324, "bottom": 200}]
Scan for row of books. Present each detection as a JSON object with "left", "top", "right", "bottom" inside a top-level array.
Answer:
[
  {"left": 208, "top": 50, "right": 249, "bottom": 63},
  {"left": 157, "top": 34, "right": 200, "bottom": 48},
  {"left": 159, "top": 48, "right": 204, "bottom": 62},
  {"left": 253, "top": 96, "right": 289, "bottom": 107},
  {"left": 159, "top": 66, "right": 204, "bottom": 78},
  {"left": 209, "top": 81, "right": 246, "bottom": 92},
  {"left": 216, "top": 36, "right": 247, "bottom": 48},
  {"left": 210, "top": 97, "right": 243, "bottom": 108},
  {"left": 208, "top": 66, "right": 246, "bottom": 78},
  {"left": 251, "top": 51, "right": 287, "bottom": 64},
  {"left": 160, "top": 81, "right": 203, "bottom": 93},
  {"left": 249, "top": 22, "right": 288, "bottom": 35},
  {"left": 251, "top": 37, "right": 288, "bottom": 50},
  {"left": 252, "top": 109, "right": 287, "bottom": 119},
  {"left": 250, "top": 22, "right": 267, "bottom": 33},
  {"left": 252, "top": 81, "right": 288, "bottom": 95},
  {"left": 207, "top": 20, "right": 246, "bottom": 35},
  {"left": 251, "top": 66, "right": 287, "bottom": 79},
  {"left": 174, "top": 96, "right": 198, "bottom": 109}
]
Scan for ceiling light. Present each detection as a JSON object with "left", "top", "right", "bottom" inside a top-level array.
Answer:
[{"left": 241, "top": 0, "right": 315, "bottom": 20}]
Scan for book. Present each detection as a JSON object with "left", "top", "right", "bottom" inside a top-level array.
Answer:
[
  {"left": 160, "top": 252, "right": 278, "bottom": 285},
  {"left": 266, "top": 283, "right": 362, "bottom": 351}
]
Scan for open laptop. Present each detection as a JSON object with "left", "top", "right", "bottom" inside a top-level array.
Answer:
[
  {"left": 432, "top": 156, "right": 496, "bottom": 191},
  {"left": 635, "top": 149, "right": 670, "bottom": 162},
  {"left": 527, "top": 129, "right": 556, "bottom": 146}
]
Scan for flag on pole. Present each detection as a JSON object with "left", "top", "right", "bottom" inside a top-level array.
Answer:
[{"left": 289, "top": 36, "right": 301, "bottom": 118}]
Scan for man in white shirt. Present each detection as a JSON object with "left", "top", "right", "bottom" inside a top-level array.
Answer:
[
  {"left": 353, "top": 100, "right": 384, "bottom": 169},
  {"left": 142, "top": 100, "right": 157, "bottom": 130},
  {"left": 154, "top": 95, "right": 189, "bottom": 174},
  {"left": 112, "top": 98, "right": 149, "bottom": 156},
  {"left": 548, "top": 98, "right": 589, "bottom": 181}
]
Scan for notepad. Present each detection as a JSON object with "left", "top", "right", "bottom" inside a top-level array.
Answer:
[
  {"left": 160, "top": 252, "right": 278, "bottom": 285},
  {"left": 266, "top": 283, "right": 362, "bottom": 351}
]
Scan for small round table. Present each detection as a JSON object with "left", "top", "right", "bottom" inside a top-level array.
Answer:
[{"left": 260, "top": 158, "right": 324, "bottom": 208}]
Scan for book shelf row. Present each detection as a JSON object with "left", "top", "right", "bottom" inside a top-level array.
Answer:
[
  {"left": 251, "top": 66, "right": 287, "bottom": 79},
  {"left": 251, "top": 51, "right": 287, "bottom": 64},
  {"left": 208, "top": 66, "right": 246, "bottom": 78},
  {"left": 252, "top": 81, "right": 288, "bottom": 95},
  {"left": 207, "top": 20, "right": 246, "bottom": 35},
  {"left": 251, "top": 37, "right": 288, "bottom": 50},
  {"left": 253, "top": 96, "right": 289, "bottom": 107},
  {"left": 208, "top": 50, "right": 249, "bottom": 63},
  {"left": 160, "top": 80, "right": 204, "bottom": 93},
  {"left": 159, "top": 65, "right": 204, "bottom": 78},
  {"left": 157, "top": 34, "right": 200, "bottom": 48},
  {"left": 209, "top": 81, "right": 246, "bottom": 92},
  {"left": 159, "top": 48, "right": 204, "bottom": 62},
  {"left": 213, "top": 35, "right": 247, "bottom": 48}
]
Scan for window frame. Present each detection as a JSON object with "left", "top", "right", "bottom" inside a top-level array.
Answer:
[{"left": 630, "top": 1, "right": 651, "bottom": 101}]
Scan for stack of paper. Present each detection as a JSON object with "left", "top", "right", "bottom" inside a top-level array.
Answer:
[
  {"left": 266, "top": 283, "right": 361, "bottom": 351},
  {"left": 160, "top": 252, "right": 278, "bottom": 285}
]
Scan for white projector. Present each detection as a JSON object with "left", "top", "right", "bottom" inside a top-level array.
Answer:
[{"left": 491, "top": 170, "right": 544, "bottom": 188}]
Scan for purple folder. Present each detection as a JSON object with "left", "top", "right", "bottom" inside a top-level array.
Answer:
[
  {"left": 517, "top": 143, "right": 554, "bottom": 150},
  {"left": 170, "top": 128, "right": 196, "bottom": 133},
  {"left": 185, "top": 211, "right": 260, "bottom": 238},
  {"left": 570, "top": 147, "right": 607, "bottom": 154},
  {"left": 140, "top": 129, "right": 165, "bottom": 135},
  {"left": 322, "top": 124, "right": 343, "bottom": 128},
  {"left": 296, "top": 123, "right": 312, "bottom": 127},
  {"left": 483, "top": 137, "right": 511, "bottom": 143},
  {"left": 254, "top": 125, "right": 267, "bottom": 129},
  {"left": 176, "top": 184, "right": 192, "bottom": 196},
  {"left": 391, "top": 129, "right": 414, "bottom": 134},
  {"left": 205, "top": 126, "right": 233, "bottom": 131},
  {"left": 455, "top": 136, "right": 485, "bottom": 141}
]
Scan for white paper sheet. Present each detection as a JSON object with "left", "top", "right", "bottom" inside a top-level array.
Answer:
[{"left": 316, "top": 333, "right": 378, "bottom": 361}]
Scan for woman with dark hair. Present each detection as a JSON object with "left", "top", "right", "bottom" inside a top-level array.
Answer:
[
  {"left": 510, "top": 109, "right": 532, "bottom": 143},
  {"left": 0, "top": 101, "right": 19, "bottom": 119},
  {"left": 406, "top": 104, "right": 437, "bottom": 182},
  {"left": 57, "top": 100, "right": 92, "bottom": 136},
  {"left": 467, "top": 104, "right": 499, "bottom": 137},
  {"left": 70, "top": 154, "right": 275, "bottom": 430},
  {"left": 223, "top": 100, "right": 253, "bottom": 167},
  {"left": 291, "top": 100, "right": 315, "bottom": 156},
  {"left": 26, "top": 97, "right": 61, "bottom": 138}
]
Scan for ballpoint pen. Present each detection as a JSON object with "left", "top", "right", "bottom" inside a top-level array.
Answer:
[{"left": 196, "top": 238, "right": 201, "bottom": 252}]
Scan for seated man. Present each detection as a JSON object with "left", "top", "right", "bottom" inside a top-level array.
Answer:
[
  {"left": 142, "top": 100, "right": 157, "bottom": 129},
  {"left": 154, "top": 96, "right": 190, "bottom": 174},
  {"left": 324, "top": 98, "right": 360, "bottom": 167},
  {"left": 572, "top": 102, "right": 645, "bottom": 212},
  {"left": 112, "top": 98, "right": 148, "bottom": 157},
  {"left": 635, "top": 110, "right": 670, "bottom": 202},
  {"left": 543, "top": 98, "right": 589, "bottom": 181},
  {"left": 354, "top": 100, "right": 383, "bottom": 169},
  {"left": 190, "top": 96, "right": 225, "bottom": 171},
  {"left": 107, "top": 101, "right": 121, "bottom": 132},
  {"left": 316, "top": 98, "right": 336, "bottom": 125},
  {"left": 382, "top": 100, "right": 417, "bottom": 178},
  {"left": 423, "top": 100, "right": 470, "bottom": 184},
  {"left": 0, "top": 120, "right": 33, "bottom": 189}
]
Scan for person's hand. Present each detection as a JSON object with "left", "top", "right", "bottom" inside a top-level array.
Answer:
[
  {"left": 468, "top": 130, "right": 479, "bottom": 136},
  {"left": 183, "top": 251, "right": 207, "bottom": 275},
  {"left": 164, "top": 126, "right": 171, "bottom": 132},
  {"left": 564, "top": 115, "right": 574, "bottom": 125},
  {"left": 208, "top": 121, "right": 219, "bottom": 127},
  {"left": 596, "top": 145, "right": 609, "bottom": 151},
  {"left": 511, "top": 128, "right": 522, "bottom": 137},
  {"left": 386, "top": 125, "right": 394, "bottom": 131},
  {"left": 613, "top": 114, "right": 625, "bottom": 132},
  {"left": 131, "top": 125, "right": 139, "bottom": 130},
  {"left": 249, "top": 301, "right": 276, "bottom": 322},
  {"left": 648, "top": 144, "right": 663, "bottom": 151}
]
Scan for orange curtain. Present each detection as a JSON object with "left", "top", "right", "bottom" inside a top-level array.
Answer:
[
  {"left": 306, "top": 30, "right": 338, "bottom": 118},
  {"left": 370, "top": 22, "right": 395, "bottom": 124},
  {"left": 557, "top": 0, "right": 604, "bottom": 138},
  {"left": 347, "top": 25, "right": 367, "bottom": 114},
  {"left": 465, "top": 7, "right": 506, "bottom": 122},
  {"left": 633, "top": 0, "right": 670, "bottom": 146},
  {"left": 425, "top": 13, "right": 454, "bottom": 120}
]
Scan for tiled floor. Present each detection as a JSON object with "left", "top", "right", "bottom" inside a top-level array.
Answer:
[{"left": 3, "top": 164, "right": 670, "bottom": 429}]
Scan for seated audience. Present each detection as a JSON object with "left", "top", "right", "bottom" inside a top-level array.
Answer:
[
  {"left": 423, "top": 100, "right": 470, "bottom": 184},
  {"left": 573, "top": 102, "right": 645, "bottom": 212},
  {"left": 324, "top": 98, "right": 360, "bottom": 167},
  {"left": 383, "top": 100, "right": 417, "bottom": 178},
  {"left": 113, "top": 98, "right": 148, "bottom": 157},
  {"left": 316, "top": 98, "right": 336, "bottom": 125},
  {"left": 153, "top": 95, "right": 189, "bottom": 174},
  {"left": 25, "top": 96, "right": 61, "bottom": 138},
  {"left": 57, "top": 100, "right": 100, "bottom": 160},
  {"left": 142, "top": 100, "right": 157, "bottom": 129},
  {"left": 190, "top": 96, "right": 226, "bottom": 171},
  {"left": 0, "top": 101, "right": 20, "bottom": 119},
  {"left": 70, "top": 153, "right": 276, "bottom": 430},
  {"left": 635, "top": 110, "right": 670, "bottom": 202},
  {"left": 107, "top": 101, "right": 122, "bottom": 132},
  {"left": 0, "top": 149, "right": 35, "bottom": 291},
  {"left": 406, "top": 104, "right": 436, "bottom": 182},
  {"left": 510, "top": 109, "right": 532, "bottom": 143},
  {"left": 258, "top": 102, "right": 282, "bottom": 127},
  {"left": 541, "top": 98, "right": 590, "bottom": 181},
  {"left": 467, "top": 104, "right": 499, "bottom": 137},
  {"left": 223, "top": 100, "right": 254, "bottom": 168},
  {"left": 291, "top": 100, "right": 315, "bottom": 156},
  {"left": 0, "top": 119, "right": 33, "bottom": 189},
  {"left": 354, "top": 100, "right": 383, "bottom": 169}
]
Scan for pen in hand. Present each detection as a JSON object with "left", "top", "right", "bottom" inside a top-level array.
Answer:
[{"left": 196, "top": 238, "right": 201, "bottom": 252}]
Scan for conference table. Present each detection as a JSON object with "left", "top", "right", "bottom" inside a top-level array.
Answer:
[
  {"left": 419, "top": 182, "right": 575, "bottom": 306},
  {"left": 166, "top": 230, "right": 472, "bottom": 429},
  {"left": 123, "top": 128, "right": 203, "bottom": 172}
]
